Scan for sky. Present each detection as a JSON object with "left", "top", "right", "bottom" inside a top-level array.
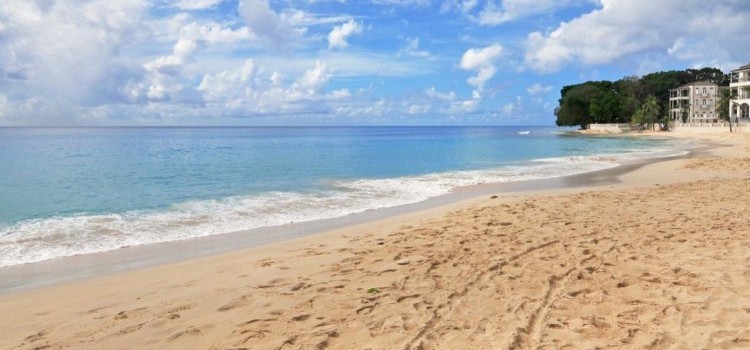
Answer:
[{"left": 1, "top": 0, "right": 749, "bottom": 126}]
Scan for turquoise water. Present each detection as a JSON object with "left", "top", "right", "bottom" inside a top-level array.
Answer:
[{"left": 0, "top": 126, "right": 687, "bottom": 266}]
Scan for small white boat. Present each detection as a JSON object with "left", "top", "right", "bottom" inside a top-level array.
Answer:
[{"left": 517, "top": 130, "right": 530, "bottom": 135}]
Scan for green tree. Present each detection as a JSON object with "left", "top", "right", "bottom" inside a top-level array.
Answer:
[
  {"left": 631, "top": 109, "right": 647, "bottom": 125},
  {"left": 640, "top": 71, "right": 687, "bottom": 113},
  {"left": 642, "top": 95, "right": 661, "bottom": 130},
  {"left": 614, "top": 76, "right": 642, "bottom": 119},
  {"left": 686, "top": 67, "right": 730, "bottom": 86},
  {"left": 632, "top": 95, "right": 661, "bottom": 130},
  {"left": 555, "top": 83, "right": 604, "bottom": 128},
  {"left": 716, "top": 88, "right": 736, "bottom": 121},
  {"left": 589, "top": 90, "right": 624, "bottom": 123},
  {"left": 679, "top": 100, "right": 690, "bottom": 123},
  {"left": 554, "top": 66, "right": 729, "bottom": 129},
  {"left": 719, "top": 88, "right": 741, "bottom": 132}
]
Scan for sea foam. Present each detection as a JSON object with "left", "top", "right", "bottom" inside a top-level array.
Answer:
[{"left": 0, "top": 147, "right": 687, "bottom": 267}]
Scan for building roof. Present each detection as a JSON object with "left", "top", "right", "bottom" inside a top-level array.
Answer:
[
  {"left": 732, "top": 62, "right": 750, "bottom": 71},
  {"left": 670, "top": 81, "right": 718, "bottom": 90}
]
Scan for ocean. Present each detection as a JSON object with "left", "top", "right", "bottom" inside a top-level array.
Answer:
[{"left": 0, "top": 126, "right": 688, "bottom": 266}]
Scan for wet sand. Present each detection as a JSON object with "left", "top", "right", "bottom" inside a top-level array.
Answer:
[{"left": 2, "top": 132, "right": 750, "bottom": 349}]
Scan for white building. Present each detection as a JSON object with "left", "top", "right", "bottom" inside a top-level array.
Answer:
[
  {"left": 730, "top": 62, "right": 750, "bottom": 121},
  {"left": 669, "top": 81, "right": 719, "bottom": 123}
]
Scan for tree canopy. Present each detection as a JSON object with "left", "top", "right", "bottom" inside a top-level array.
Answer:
[{"left": 555, "top": 67, "right": 729, "bottom": 128}]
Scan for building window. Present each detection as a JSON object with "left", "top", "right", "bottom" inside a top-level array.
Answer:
[
  {"left": 703, "top": 99, "right": 707, "bottom": 106},
  {"left": 703, "top": 87, "right": 707, "bottom": 94}
]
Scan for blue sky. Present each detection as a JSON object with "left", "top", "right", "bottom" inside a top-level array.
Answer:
[{"left": 1, "top": 0, "right": 749, "bottom": 126}]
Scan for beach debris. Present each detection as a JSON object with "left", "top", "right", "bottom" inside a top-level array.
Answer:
[{"left": 366, "top": 287, "right": 380, "bottom": 294}]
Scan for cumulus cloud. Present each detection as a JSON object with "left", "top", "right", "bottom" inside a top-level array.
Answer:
[
  {"left": 198, "top": 59, "right": 257, "bottom": 103},
  {"left": 0, "top": 94, "right": 8, "bottom": 120},
  {"left": 238, "top": 0, "right": 300, "bottom": 49},
  {"left": 478, "top": 0, "right": 588, "bottom": 25},
  {"left": 173, "top": 0, "right": 223, "bottom": 10},
  {"left": 398, "top": 38, "right": 430, "bottom": 58},
  {"left": 178, "top": 21, "right": 254, "bottom": 44},
  {"left": 440, "top": 0, "right": 479, "bottom": 14},
  {"left": 449, "top": 98, "right": 480, "bottom": 114},
  {"left": 440, "top": 0, "right": 588, "bottom": 25},
  {"left": 524, "top": 0, "right": 750, "bottom": 73},
  {"left": 293, "top": 61, "right": 332, "bottom": 94},
  {"left": 0, "top": 0, "right": 149, "bottom": 121},
  {"left": 280, "top": 9, "right": 351, "bottom": 26},
  {"left": 459, "top": 44, "right": 503, "bottom": 94},
  {"left": 141, "top": 38, "right": 202, "bottom": 101},
  {"left": 407, "top": 103, "right": 431, "bottom": 115},
  {"left": 197, "top": 60, "right": 344, "bottom": 116},
  {"left": 371, "top": 0, "right": 431, "bottom": 7},
  {"left": 526, "top": 83, "right": 552, "bottom": 95},
  {"left": 425, "top": 87, "right": 456, "bottom": 101},
  {"left": 327, "top": 19, "right": 363, "bottom": 49},
  {"left": 146, "top": 39, "right": 198, "bottom": 72}
]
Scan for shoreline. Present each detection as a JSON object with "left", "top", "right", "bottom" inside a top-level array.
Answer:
[
  {"left": 0, "top": 138, "right": 706, "bottom": 294},
  {"left": 3, "top": 132, "right": 749, "bottom": 349}
]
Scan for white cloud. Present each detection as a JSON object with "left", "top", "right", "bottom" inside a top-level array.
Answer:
[
  {"left": 280, "top": 9, "right": 351, "bottom": 26},
  {"left": 0, "top": 94, "right": 7, "bottom": 120},
  {"left": 459, "top": 44, "right": 503, "bottom": 94},
  {"left": 179, "top": 21, "right": 254, "bottom": 44},
  {"left": 440, "top": 0, "right": 588, "bottom": 25},
  {"left": 142, "top": 38, "right": 201, "bottom": 101},
  {"left": 327, "top": 19, "right": 363, "bottom": 49},
  {"left": 146, "top": 39, "right": 198, "bottom": 72},
  {"left": 238, "top": 0, "right": 300, "bottom": 49},
  {"left": 198, "top": 59, "right": 256, "bottom": 102},
  {"left": 407, "top": 103, "right": 431, "bottom": 115},
  {"left": 425, "top": 87, "right": 456, "bottom": 101},
  {"left": 371, "top": 0, "right": 431, "bottom": 7},
  {"left": 526, "top": 83, "right": 552, "bottom": 95},
  {"left": 478, "top": 0, "right": 588, "bottom": 25},
  {"left": 398, "top": 38, "right": 431, "bottom": 58},
  {"left": 440, "top": 0, "right": 476, "bottom": 13},
  {"left": 269, "top": 71, "right": 284, "bottom": 86},
  {"left": 197, "top": 59, "right": 344, "bottom": 116},
  {"left": 524, "top": 0, "right": 750, "bottom": 73},
  {"left": 0, "top": 0, "right": 149, "bottom": 116},
  {"left": 449, "top": 99, "right": 480, "bottom": 113},
  {"left": 293, "top": 61, "right": 332, "bottom": 94},
  {"left": 329, "top": 89, "right": 351, "bottom": 99},
  {"left": 173, "top": 0, "right": 223, "bottom": 10}
]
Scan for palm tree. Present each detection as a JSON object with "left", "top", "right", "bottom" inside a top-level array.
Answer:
[
  {"left": 642, "top": 95, "right": 661, "bottom": 130},
  {"left": 679, "top": 100, "right": 690, "bottom": 123},
  {"left": 717, "top": 88, "right": 737, "bottom": 132}
]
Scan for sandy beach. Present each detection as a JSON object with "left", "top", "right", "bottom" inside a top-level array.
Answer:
[{"left": 2, "top": 131, "right": 750, "bottom": 350}]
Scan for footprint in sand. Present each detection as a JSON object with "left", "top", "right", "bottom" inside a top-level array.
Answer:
[
  {"left": 257, "top": 278, "right": 289, "bottom": 289},
  {"left": 168, "top": 326, "right": 202, "bottom": 341},
  {"left": 218, "top": 299, "right": 247, "bottom": 312},
  {"left": 291, "top": 314, "right": 311, "bottom": 322},
  {"left": 113, "top": 307, "right": 148, "bottom": 320},
  {"left": 24, "top": 330, "right": 47, "bottom": 343}
]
